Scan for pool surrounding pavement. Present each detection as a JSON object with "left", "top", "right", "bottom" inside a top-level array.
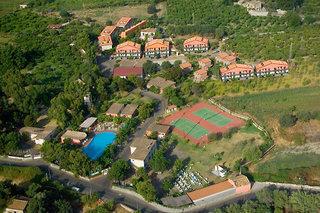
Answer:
[{"left": 83, "top": 132, "right": 116, "bottom": 160}]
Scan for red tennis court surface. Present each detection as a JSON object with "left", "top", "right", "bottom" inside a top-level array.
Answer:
[{"left": 160, "top": 102, "right": 245, "bottom": 145}]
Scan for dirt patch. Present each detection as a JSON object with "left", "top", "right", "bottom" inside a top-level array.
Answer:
[{"left": 72, "top": 4, "right": 151, "bottom": 25}]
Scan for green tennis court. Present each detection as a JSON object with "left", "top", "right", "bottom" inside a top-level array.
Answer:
[
  {"left": 171, "top": 118, "right": 208, "bottom": 139},
  {"left": 193, "top": 108, "right": 233, "bottom": 127}
]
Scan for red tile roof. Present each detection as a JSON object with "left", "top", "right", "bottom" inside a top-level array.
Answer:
[
  {"left": 101, "top": 25, "right": 117, "bottom": 36},
  {"left": 145, "top": 39, "right": 170, "bottom": 50},
  {"left": 187, "top": 180, "right": 234, "bottom": 201},
  {"left": 220, "top": 63, "right": 253, "bottom": 75},
  {"left": 256, "top": 60, "right": 288, "bottom": 72},
  {"left": 184, "top": 36, "right": 209, "bottom": 46},
  {"left": 198, "top": 58, "right": 211, "bottom": 64},
  {"left": 116, "top": 41, "right": 141, "bottom": 52},
  {"left": 98, "top": 35, "right": 112, "bottom": 46},
  {"left": 180, "top": 62, "right": 192, "bottom": 70},
  {"left": 113, "top": 67, "right": 143, "bottom": 77},
  {"left": 216, "top": 52, "right": 237, "bottom": 64},
  {"left": 116, "top": 17, "right": 132, "bottom": 28},
  {"left": 195, "top": 68, "right": 208, "bottom": 76}
]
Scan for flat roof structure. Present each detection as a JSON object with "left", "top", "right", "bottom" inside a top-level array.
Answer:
[
  {"left": 5, "top": 199, "right": 28, "bottom": 211},
  {"left": 147, "top": 123, "right": 171, "bottom": 134},
  {"left": 120, "top": 104, "right": 138, "bottom": 117},
  {"left": 130, "top": 138, "right": 156, "bottom": 161},
  {"left": 106, "top": 103, "right": 125, "bottom": 115},
  {"left": 147, "top": 77, "right": 175, "bottom": 90},
  {"left": 61, "top": 130, "right": 87, "bottom": 141},
  {"left": 80, "top": 117, "right": 97, "bottom": 129}
]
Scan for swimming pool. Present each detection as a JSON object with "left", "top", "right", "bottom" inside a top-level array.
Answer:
[{"left": 83, "top": 132, "right": 116, "bottom": 160}]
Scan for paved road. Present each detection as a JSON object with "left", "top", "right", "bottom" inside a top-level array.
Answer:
[{"left": 119, "top": 90, "right": 167, "bottom": 160}]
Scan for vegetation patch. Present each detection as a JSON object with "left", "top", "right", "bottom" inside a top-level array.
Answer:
[{"left": 0, "top": 166, "right": 42, "bottom": 184}]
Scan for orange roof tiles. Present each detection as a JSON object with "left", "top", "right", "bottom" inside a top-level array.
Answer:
[
  {"left": 216, "top": 52, "right": 237, "bottom": 64},
  {"left": 116, "top": 17, "right": 132, "bottom": 28},
  {"left": 198, "top": 58, "right": 211, "bottom": 64},
  {"left": 145, "top": 39, "right": 170, "bottom": 50},
  {"left": 195, "top": 68, "right": 208, "bottom": 76},
  {"left": 220, "top": 64, "right": 253, "bottom": 75},
  {"left": 184, "top": 36, "right": 209, "bottom": 46},
  {"left": 180, "top": 62, "right": 192, "bottom": 70},
  {"left": 120, "top": 20, "right": 147, "bottom": 38},
  {"left": 98, "top": 35, "right": 112, "bottom": 45},
  {"left": 256, "top": 60, "right": 288, "bottom": 72},
  {"left": 187, "top": 180, "right": 234, "bottom": 201},
  {"left": 141, "top": 28, "right": 156, "bottom": 33},
  {"left": 116, "top": 41, "right": 141, "bottom": 52},
  {"left": 101, "top": 25, "right": 117, "bottom": 36}
]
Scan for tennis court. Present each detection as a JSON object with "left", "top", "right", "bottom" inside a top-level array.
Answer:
[
  {"left": 193, "top": 108, "right": 233, "bottom": 127},
  {"left": 171, "top": 118, "right": 208, "bottom": 139}
]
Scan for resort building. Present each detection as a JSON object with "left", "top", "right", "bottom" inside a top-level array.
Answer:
[
  {"left": 4, "top": 198, "right": 28, "bottom": 213},
  {"left": 101, "top": 25, "right": 118, "bottom": 37},
  {"left": 19, "top": 121, "right": 58, "bottom": 145},
  {"left": 61, "top": 130, "right": 87, "bottom": 145},
  {"left": 129, "top": 138, "right": 157, "bottom": 168},
  {"left": 194, "top": 68, "right": 208, "bottom": 83},
  {"left": 116, "top": 17, "right": 132, "bottom": 29},
  {"left": 140, "top": 28, "right": 156, "bottom": 41},
  {"left": 180, "top": 62, "right": 193, "bottom": 74},
  {"left": 187, "top": 175, "right": 251, "bottom": 205},
  {"left": 183, "top": 36, "right": 209, "bottom": 52},
  {"left": 106, "top": 103, "right": 125, "bottom": 117},
  {"left": 215, "top": 52, "right": 237, "bottom": 65},
  {"left": 114, "top": 41, "right": 141, "bottom": 59},
  {"left": 147, "top": 76, "right": 175, "bottom": 94},
  {"left": 255, "top": 60, "right": 289, "bottom": 77},
  {"left": 120, "top": 104, "right": 138, "bottom": 118},
  {"left": 120, "top": 20, "right": 147, "bottom": 39},
  {"left": 98, "top": 34, "right": 113, "bottom": 51},
  {"left": 198, "top": 58, "right": 212, "bottom": 69},
  {"left": 113, "top": 66, "right": 143, "bottom": 79},
  {"left": 220, "top": 63, "right": 254, "bottom": 81},
  {"left": 145, "top": 39, "right": 171, "bottom": 58},
  {"left": 146, "top": 123, "right": 171, "bottom": 139},
  {"left": 79, "top": 117, "right": 97, "bottom": 132}
]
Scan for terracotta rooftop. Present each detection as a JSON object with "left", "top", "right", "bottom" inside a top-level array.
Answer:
[
  {"left": 130, "top": 138, "right": 156, "bottom": 160},
  {"left": 216, "top": 52, "right": 237, "bottom": 63},
  {"left": 120, "top": 104, "right": 138, "bottom": 116},
  {"left": 61, "top": 130, "right": 87, "bottom": 141},
  {"left": 187, "top": 180, "right": 234, "bottom": 201},
  {"left": 116, "top": 41, "right": 141, "bottom": 52},
  {"left": 220, "top": 63, "right": 253, "bottom": 75},
  {"left": 145, "top": 39, "right": 170, "bottom": 50},
  {"left": 101, "top": 25, "right": 117, "bottom": 35},
  {"left": 113, "top": 66, "right": 143, "bottom": 77},
  {"left": 198, "top": 58, "right": 211, "bottom": 64},
  {"left": 256, "top": 60, "right": 288, "bottom": 71},
  {"left": 195, "top": 68, "right": 208, "bottom": 75},
  {"left": 184, "top": 36, "right": 209, "bottom": 46},
  {"left": 180, "top": 62, "right": 192, "bottom": 70},
  {"left": 106, "top": 103, "right": 125, "bottom": 115},
  {"left": 6, "top": 199, "right": 28, "bottom": 211},
  {"left": 120, "top": 20, "right": 147, "bottom": 38},
  {"left": 98, "top": 35, "right": 112, "bottom": 45},
  {"left": 116, "top": 17, "right": 132, "bottom": 27}
]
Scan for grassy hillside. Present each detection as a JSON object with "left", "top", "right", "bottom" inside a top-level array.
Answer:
[
  {"left": 0, "top": 0, "right": 25, "bottom": 16},
  {"left": 218, "top": 87, "right": 320, "bottom": 126}
]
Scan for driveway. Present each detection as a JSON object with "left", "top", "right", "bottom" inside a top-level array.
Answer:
[{"left": 118, "top": 90, "right": 167, "bottom": 160}]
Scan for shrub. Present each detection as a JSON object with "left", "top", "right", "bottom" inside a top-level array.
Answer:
[
  {"left": 208, "top": 132, "right": 222, "bottom": 141},
  {"left": 279, "top": 114, "right": 297, "bottom": 128}
]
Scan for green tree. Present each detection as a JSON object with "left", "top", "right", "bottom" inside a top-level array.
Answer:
[
  {"left": 54, "top": 199, "right": 72, "bottom": 213},
  {"left": 136, "top": 180, "right": 156, "bottom": 201},
  {"left": 279, "top": 113, "right": 297, "bottom": 127},
  {"left": 108, "top": 159, "right": 131, "bottom": 182},
  {"left": 150, "top": 149, "right": 169, "bottom": 172}
]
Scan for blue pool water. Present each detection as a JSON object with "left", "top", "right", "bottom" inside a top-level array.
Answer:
[{"left": 83, "top": 132, "right": 116, "bottom": 160}]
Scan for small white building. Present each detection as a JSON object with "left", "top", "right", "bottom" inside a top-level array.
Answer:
[
  {"left": 19, "top": 121, "right": 58, "bottom": 145},
  {"left": 140, "top": 28, "right": 156, "bottom": 41},
  {"left": 129, "top": 138, "right": 157, "bottom": 168},
  {"left": 212, "top": 165, "right": 227, "bottom": 178}
]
